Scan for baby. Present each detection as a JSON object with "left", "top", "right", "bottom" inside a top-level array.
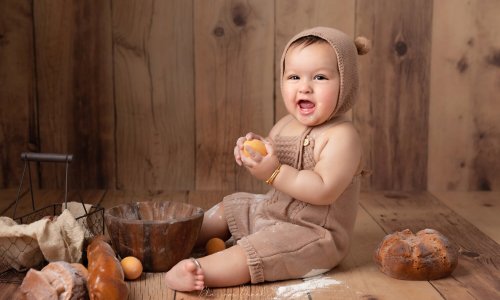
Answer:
[{"left": 165, "top": 26, "right": 370, "bottom": 291}]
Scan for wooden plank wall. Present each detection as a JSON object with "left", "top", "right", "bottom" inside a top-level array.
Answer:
[
  {"left": 0, "top": 0, "right": 499, "bottom": 194},
  {"left": 355, "top": 0, "right": 433, "bottom": 190},
  {"left": 428, "top": 0, "right": 500, "bottom": 191}
]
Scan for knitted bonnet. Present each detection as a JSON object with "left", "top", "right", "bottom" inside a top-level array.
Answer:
[{"left": 280, "top": 27, "right": 370, "bottom": 118}]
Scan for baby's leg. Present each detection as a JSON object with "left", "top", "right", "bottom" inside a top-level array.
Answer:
[
  {"left": 196, "top": 202, "right": 230, "bottom": 247},
  {"left": 198, "top": 244, "right": 250, "bottom": 287},
  {"left": 165, "top": 244, "right": 250, "bottom": 291}
]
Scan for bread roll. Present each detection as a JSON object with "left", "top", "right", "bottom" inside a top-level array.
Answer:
[
  {"left": 17, "top": 261, "right": 88, "bottom": 300},
  {"left": 17, "top": 269, "right": 58, "bottom": 300},
  {"left": 374, "top": 228, "right": 459, "bottom": 280}
]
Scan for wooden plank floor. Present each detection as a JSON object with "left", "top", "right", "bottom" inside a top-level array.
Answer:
[{"left": 0, "top": 190, "right": 499, "bottom": 299}]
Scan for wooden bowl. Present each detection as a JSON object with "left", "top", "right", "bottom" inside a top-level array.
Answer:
[{"left": 104, "top": 201, "right": 204, "bottom": 272}]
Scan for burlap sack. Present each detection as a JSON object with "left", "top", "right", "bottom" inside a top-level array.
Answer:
[
  {"left": 0, "top": 207, "right": 85, "bottom": 272},
  {"left": 0, "top": 217, "right": 44, "bottom": 271}
]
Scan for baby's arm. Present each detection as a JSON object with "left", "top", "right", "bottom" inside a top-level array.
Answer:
[
  {"left": 235, "top": 116, "right": 361, "bottom": 206},
  {"left": 273, "top": 122, "right": 361, "bottom": 205}
]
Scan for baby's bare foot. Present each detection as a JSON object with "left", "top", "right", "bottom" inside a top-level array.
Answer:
[{"left": 165, "top": 258, "right": 204, "bottom": 291}]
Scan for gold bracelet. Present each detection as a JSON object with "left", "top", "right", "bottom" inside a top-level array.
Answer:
[{"left": 265, "top": 163, "right": 282, "bottom": 185}]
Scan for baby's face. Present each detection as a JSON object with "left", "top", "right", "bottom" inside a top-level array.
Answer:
[{"left": 282, "top": 42, "right": 340, "bottom": 126}]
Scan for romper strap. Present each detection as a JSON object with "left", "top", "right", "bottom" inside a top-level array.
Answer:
[{"left": 295, "top": 127, "right": 313, "bottom": 170}]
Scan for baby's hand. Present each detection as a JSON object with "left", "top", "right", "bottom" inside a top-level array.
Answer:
[
  {"left": 234, "top": 134, "right": 279, "bottom": 182},
  {"left": 234, "top": 132, "right": 265, "bottom": 166}
]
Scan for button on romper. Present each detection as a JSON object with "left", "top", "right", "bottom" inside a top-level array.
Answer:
[{"left": 223, "top": 123, "right": 360, "bottom": 283}]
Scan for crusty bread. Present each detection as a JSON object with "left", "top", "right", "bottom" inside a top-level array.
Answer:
[
  {"left": 71, "top": 262, "right": 89, "bottom": 279},
  {"left": 17, "top": 269, "right": 58, "bottom": 299},
  {"left": 374, "top": 228, "right": 459, "bottom": 280},
  {"left": 17, "top": 261, "right": 88, "bottom": 300}
]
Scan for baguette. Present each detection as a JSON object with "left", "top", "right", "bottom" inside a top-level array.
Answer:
[{"left": 87, "top": 236, "right": 129, "bottom": 300}]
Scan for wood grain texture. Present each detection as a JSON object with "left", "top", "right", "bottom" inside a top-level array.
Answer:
[
  {"left": 432, "top": 191, "right": 500, "bottom": 243},
  {"left": 355, "top": 0, "right": 433, "bottom": 191},
  {"left": 0, "top": 189, "right": 26, "bottom": 216},
  {"left": 127, "top": 272, "right": 175, "bottom": 299},
  {"left": 428, "top": 0, "right": 500, "bottom": 191},
  {"left": 105, "top": 201, "right": 203, "bottom": 272},
  {"left": 187, "top": 190, "right": 229, "bottom": 211},
  {"left": 34, "top": 0, "right": 114, "bottom": 189},
  {"left": 113, "top": 0, "right": 194, "bottom": 192},
  {"left": 274, "top": 0, "right": 355, "bottom": 121},
  {"left": 0, "top": 285, "right": 18, "bottom": 300},
  {"left": 0, "top": 0, "right": 36, "bottom": 188},
  {"left": 30, "top": 1, "right": 113, "bottom": 188},
  {"left": 1, "top": 1, "right": 499, "bottom": 193},
  {"left": 360, "top": 191, "right": 500, "bottom": 300},
  {"left": 194, "top": 0, "right": 274, "bottom": 192}
]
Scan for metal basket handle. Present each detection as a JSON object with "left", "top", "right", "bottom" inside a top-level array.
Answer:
[
  {"left": 13, "top": 152, "right": 73, "bottom": 219},
  {"left": 21, "top": 152, "right": 73, "bottom": 163}
]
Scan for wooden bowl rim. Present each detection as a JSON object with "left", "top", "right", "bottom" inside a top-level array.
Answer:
[{"left": 104, "top": 200, "right": 204, "bottom": 225}]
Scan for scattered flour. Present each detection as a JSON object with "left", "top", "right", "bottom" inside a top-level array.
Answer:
[{"left": 274, "top": 276, "right": 343, "bottom": 299}]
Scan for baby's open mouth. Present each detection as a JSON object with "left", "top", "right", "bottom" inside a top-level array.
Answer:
[{"left": 298, "top": 100, "right": 315, "bottom": 114}]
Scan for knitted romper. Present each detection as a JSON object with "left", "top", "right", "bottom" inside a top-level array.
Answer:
[{"left": 223, "top": 121, "right": 360, "bottom": 283}]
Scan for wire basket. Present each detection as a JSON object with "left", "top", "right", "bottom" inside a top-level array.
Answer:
[{"left": 0, "top": 152, "right": 105, "bottom": 283}]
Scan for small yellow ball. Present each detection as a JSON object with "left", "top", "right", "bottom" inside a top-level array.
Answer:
[
  {"left": 121, "top": 256, "right": 143, "bottom": 280},
  {"left": 205, "top": 238, "right": 226, "bottom": 255}
]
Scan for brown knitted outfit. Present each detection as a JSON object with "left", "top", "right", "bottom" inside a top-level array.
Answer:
[{"left": 223, "top": 27, "right": 362, "bottom": 283}]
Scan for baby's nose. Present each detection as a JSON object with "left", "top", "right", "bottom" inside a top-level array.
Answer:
[{"left": 299, "top": 81, "right": 312, "bottom": 93}]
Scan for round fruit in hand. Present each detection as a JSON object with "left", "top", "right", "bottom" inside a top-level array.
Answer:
[
  {"left": 121, "top": 256, "right": 143, "bottom": 280},
  {"left": 243, "top": 139, "right": 268, "bottom": 157}
]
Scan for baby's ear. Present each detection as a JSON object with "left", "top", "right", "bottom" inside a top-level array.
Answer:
[{"left": 355, "top": 36, "right": 371, "bottom": 55}]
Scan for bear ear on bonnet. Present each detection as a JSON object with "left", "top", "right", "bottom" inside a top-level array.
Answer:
[{"left": 354, "top": 36, "right": 371, "bottom": 55}]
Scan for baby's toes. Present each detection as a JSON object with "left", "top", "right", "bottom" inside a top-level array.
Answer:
[
  {"left": 194, "top": 280, "right": 205, "bottom": 290},
  {"left": 185, "top": 259, "right": 198, "bottom": 273},
  {"left": 195, "top": 273, "right": 204, "bottom": 281}
]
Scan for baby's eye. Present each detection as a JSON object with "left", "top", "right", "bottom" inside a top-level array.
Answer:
[
  {"left": 288, "top": 75, "right": 300, "bottom": 80},
  {"left": 314, "top": 74, "right": 328, "bottom": 80}
]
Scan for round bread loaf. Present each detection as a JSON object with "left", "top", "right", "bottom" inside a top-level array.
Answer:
[
  {"left": 374, "top": 228, "right": 459, "bottom": 280},
  {"left": 17, "top": 261, "right": 88, "bottom": 300}
]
